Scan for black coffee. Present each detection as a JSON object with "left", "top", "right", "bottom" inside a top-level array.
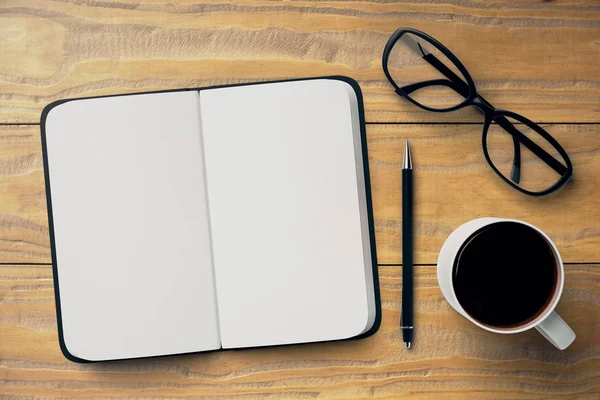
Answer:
[{"left": 452, "top": 222, "right": 557, "bottom": 328}]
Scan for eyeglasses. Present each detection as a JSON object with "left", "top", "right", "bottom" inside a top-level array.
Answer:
[{"left": 382, "top": 28, "right": 573, "bottom": 196}]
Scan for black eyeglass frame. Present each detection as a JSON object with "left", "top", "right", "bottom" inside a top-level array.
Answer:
[{"left": 382, "top": 27, "right": 573, "bottom": 197}]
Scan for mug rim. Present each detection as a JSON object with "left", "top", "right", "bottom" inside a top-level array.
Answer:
[{"left": 449, "top": 218, "right": 564, "bottom": 335}]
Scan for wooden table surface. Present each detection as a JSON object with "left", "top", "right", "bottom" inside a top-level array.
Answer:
[{"left": 1, "top": 1, "right": 599, "bottom": 399}]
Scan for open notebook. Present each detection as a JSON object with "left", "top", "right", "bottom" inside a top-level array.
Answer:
[{"left": 41, "top": 77, "right": 380, "bottom": 362}]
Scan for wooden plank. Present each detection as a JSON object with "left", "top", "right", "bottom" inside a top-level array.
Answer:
[
  {"left": 1, "top": 123, "right": 598, "bottom": 264},
  {"left": 1, "top": 0, "right": 599, "bottom": 123},
  {"left": 370, "top": 123, "right": 600, "bottom": 264},
  {"left": 1, "top": 263, "right": 598, "bottom": 399},
  {"left": 0, "top": 125, "right": 49, "bottom": 264}
]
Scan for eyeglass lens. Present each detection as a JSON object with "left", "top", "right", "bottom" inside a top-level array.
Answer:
[
  {"left": 487, "top": 116, "right": 568, "bottom": 193},
  {"left": 386, "top": 32, "right": 470, "bottom": 110}
]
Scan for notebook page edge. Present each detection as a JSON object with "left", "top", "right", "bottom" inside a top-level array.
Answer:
[{"left": 345, "top": 82, "right": 377, "bottom": 335}]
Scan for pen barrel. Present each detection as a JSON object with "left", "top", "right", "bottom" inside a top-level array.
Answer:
[{"left": 401, "top": 168, "right": 413, "bottom": 329}]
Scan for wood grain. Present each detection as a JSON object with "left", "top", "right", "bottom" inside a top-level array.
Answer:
[
  {"left": 369, "top": 123, "right": 600, "bottom": 265},
  {"left": 1, "top": 0, "right": 599, "bottom": 123},
  {"left": 1, "top": 263, "right": 598, "bottom": 399},
  {"left": 1, "top": 124, "right": 598, "bottom": 265},
  {"left": 0, "top": 125, "right": 49, "bottom": 264}
]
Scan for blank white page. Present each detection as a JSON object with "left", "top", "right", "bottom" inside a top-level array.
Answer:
[
  {"left": 44, "top": 91, "right": 221, "bottom": 361},
  {"left": 199, "top": 79, "right": 376, "bottom": 348}
]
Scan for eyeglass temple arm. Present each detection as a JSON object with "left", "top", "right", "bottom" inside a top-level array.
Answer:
[
  {"left": 401, "top": 79, "right": 520, "bottom": 182},
  {"left": 399, "top": 53, "right": 567, "bottom": 177},
  {"left": 474, "top": 92, "right": 566, "bottom": 176},
  {"left": 495, "top": 116, "right": 567, "bottom": 176},
  {"left": 398, "top": 55, "right": 521, "bottom": 182},
  {"left": 422, "top": 54, "right": 567, "bottom": 176}
]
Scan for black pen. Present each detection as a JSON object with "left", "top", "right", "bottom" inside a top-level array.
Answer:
[{"left": 401, "top": 140, "right": 413, "bottom": 348}]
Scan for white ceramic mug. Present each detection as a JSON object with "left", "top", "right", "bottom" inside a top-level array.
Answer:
[{"left": 437, "top": 218, "right": 576, "bottom": 350}]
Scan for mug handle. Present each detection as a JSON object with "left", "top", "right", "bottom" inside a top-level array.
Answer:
[{"left": 535, "top": 311, "right": 576, "bottom": 350}]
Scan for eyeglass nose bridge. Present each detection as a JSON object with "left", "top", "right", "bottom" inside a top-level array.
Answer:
[{"left": 471, "top": 94, "right": 497, "bottom": 122}]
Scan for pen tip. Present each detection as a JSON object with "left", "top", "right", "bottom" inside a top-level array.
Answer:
[
  {"left": 405, "top": 342, "right": 411, "bottom": 349},
  {"left": 403, "top": 140, "right": 412, "bottom": 169}
]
